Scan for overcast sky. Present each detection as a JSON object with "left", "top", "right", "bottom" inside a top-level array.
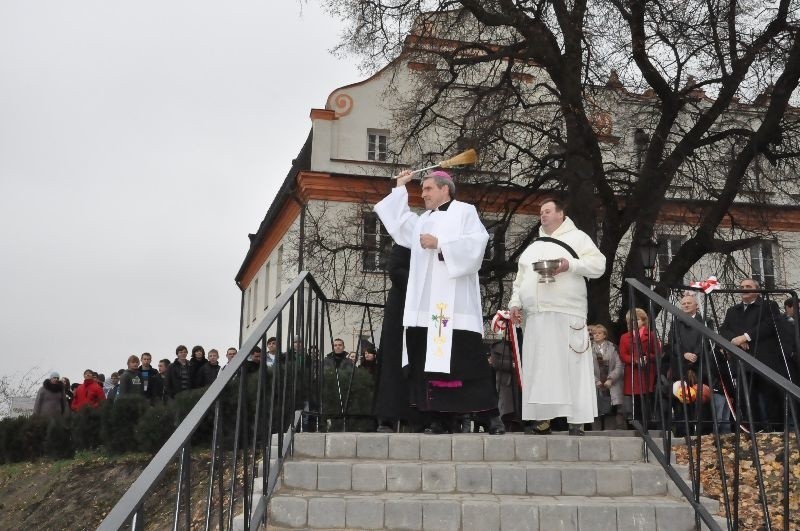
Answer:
[{"left": 0, "top": 1, "right": 361, "bottom": 386}]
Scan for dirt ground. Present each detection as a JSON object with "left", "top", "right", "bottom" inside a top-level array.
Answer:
[{"left": 0, "top": 451, "right": 234, "bottom": 531}]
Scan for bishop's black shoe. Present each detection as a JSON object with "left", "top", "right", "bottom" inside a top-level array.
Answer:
[
  {"left": 423, "top": 420, "right": 450, "bottom": 435},
  {"left": 488, "top": 415, "right": 506, "bottom": 435}
]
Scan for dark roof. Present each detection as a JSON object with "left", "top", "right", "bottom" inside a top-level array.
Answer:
[{"left": 234, "top": 129, "right": 313, "bottom": 286}]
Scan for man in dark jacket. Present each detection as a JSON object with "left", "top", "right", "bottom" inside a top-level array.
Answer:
[
  {"left": 719, "top": 278, "right": 787, "bottom": 431},
  {"left": 119, "top": 355, "right": 144, "bottom": 397},
  {"left": 139, "top": 352, "right": 163, "bottom": 404},
  {"left": 188, "top": 345, "right": 208, "bottom": 389},
  {"left": 324, "top": 338, "right": 354, "bottom": 370},
  {"left": 668, "top": 294, "right": 729, "bottom": 434},
  {"left": 244, "top": 346, "right": 262, "bottom": 374},
  {"left": 198, "top": 349, "right": 221, "bottom": 387},
  {"left": 165, "top": 345, "right": 192, "bottom": 399},
  {"left": 778, "top": 298, "right": 799, "bottom": 379}
]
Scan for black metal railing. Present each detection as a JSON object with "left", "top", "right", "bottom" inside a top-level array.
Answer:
[
  {"left": 98, "top": 271, "right": 381, "bottom": 530},
  {"left": 626, "top": 278, "right": 800, "bottom": 531}
]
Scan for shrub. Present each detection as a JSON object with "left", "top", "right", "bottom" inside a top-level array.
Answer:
[
  {"left": 0, "top": 415, "right": 49, "bottom": 463},
  {"left": 171, "top": 388, "right": 213, "bottom": 446},
  {"left": 71, "top": 405, "right": 102, "bottom": 451},
  {"left": 0, "top": 416, "right": 23, "bottom": 463},
  {"left": 320, "top": 366, "right": 376, "bottom": 432},
  {"left": 101, "top": 395, "right": 150, "bottom": 454},
  {"left": 44, "top": 418, "right": 74, "bottom": 460},
  {"left": 134, "top": 404, "right": 175, "bottom": 454}
]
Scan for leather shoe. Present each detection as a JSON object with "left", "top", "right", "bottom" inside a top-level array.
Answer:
[
  {"left": 488, "top": 415, "right": 506, "bottom": 435},
  {"left": 568, "top": 424, "right": 585, "bottom": 436},
  {"left": 423, "top": 421, "right": 449, "bottom": 435}
]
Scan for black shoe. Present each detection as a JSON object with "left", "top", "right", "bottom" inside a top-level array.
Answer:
[
  {"left": 568, "top": 424, "right": 585, "bottom": 436},
  {"left": 488, "top": 416, "right": 506, "bottom": 435},
  {"left": 376, "top": 425, "right": 394, "bottom": 433},
  {"left": 423, "top": 421, "right": 449, "bottom": 435}
]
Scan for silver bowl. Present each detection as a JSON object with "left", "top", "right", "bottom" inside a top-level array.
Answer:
[{"left": 533, "top": 259, "right": 561, "bottom": 283}]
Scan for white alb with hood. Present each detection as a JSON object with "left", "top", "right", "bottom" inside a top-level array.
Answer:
[
  {"left": 509, "top": 216, "right": 606, "bottom": 424},
  {"left": 509, "top": 216, "right": 605, "bottom": 316}
]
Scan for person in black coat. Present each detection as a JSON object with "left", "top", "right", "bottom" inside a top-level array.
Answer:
[
  {"left": 778, "top": 298, "right": 799, "bottom": 379},
  {"left": 719, "top": 278, "right": 787, "bottom": 431},
  {"left": 139, "top": 352, "right": 164, "bottom": 404},
  {"left": 165, "top": 345, "right": 192, "bottom": 399},
  {"left": 373, "top": 244, "right": 418, "bottom": 432},
  {"left": 668, "top": 294, "right": 721, "bottom": 434},
  {"left": 198, "top": 349, "right": 221, "bottom": 387},
  {"left": 188, "top": 345, "right": 208, "bottom": 389}
]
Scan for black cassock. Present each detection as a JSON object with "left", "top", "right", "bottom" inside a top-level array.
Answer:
[{"left": 374, "top": 245, "right": 416, "bottom": 421}]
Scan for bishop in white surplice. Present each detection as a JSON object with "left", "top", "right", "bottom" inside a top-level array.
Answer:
[
  {"left": 375, "top": 181, "right": 487, "bottom": 369},
  {"left": 374, "top": 170, "right": 498, "bottom": 417}
]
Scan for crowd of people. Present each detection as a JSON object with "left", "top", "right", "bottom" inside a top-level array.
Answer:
[
  {"left": 30, "top": 169, "right": 797, "bottom": 440},
  {"left": 32, "top": 345, "right": 240, "bottom": 423}
]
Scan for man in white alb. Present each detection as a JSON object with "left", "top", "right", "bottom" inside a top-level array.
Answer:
[
  {"left": 509, "top": 198, "right": 606, "bottom": 435},
  {"left": 375, "top": 169, "right": 502, "bottom": 434}
]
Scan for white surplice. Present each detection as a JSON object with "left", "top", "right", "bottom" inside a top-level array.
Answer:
[{"left": 374, "top": 186, "right": 488, "bottom": 373}]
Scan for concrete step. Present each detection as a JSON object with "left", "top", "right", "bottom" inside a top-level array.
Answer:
[
  {"left": 265, "top": 433, "right": 716, "bottom": 530},
  {"left": 293, "top": 432, "right": 648, "bottom": 463},
  {"left": 282, "top": 459, "right": 674, "bottom": 497},
  {"left": 268, "top": 491, "right": 703, "bottom": 530}
]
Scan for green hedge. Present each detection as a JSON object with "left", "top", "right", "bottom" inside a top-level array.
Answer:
[
  {"left": 0, "top": 367, "right": 299, "bottom": 463},
  {"left": 320, "top": 366, "right": 376, "bottom": 432}
]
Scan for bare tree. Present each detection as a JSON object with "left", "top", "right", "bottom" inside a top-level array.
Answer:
[
  {"left": 320, "top": 0, "right": 800, "bottom": 330},
  {"left": 0, "top": 367, "right": 43, "bottom": 418}
]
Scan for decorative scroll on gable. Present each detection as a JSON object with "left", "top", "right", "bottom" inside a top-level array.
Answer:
[{"left": 327, "top": 92, "right": 354, "bottom": 118}]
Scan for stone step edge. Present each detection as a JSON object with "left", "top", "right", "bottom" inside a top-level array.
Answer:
[
  {"left": 284, "top": 458, "right": 655, "bottom": 466},
  {"left": 294, "top": 438, "right": 653, "bottom": 463},
  {"left": 271, "top": 490, "right": 692, "bottom": 502},
  {"left": 268, "top": 491, "right": 720, "bottom": 518}
]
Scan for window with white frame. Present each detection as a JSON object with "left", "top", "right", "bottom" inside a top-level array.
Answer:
[
  {"left": 253, "top": 278, "right": 259, "bottom": 321},
  {"left": 245, "top": 287, "right": 252, "bottom": 328},
  {"left": 655, "top": 234, "right": 686, "bottom": 282},
  {"left": 263, "top": 261, "right": 271, "bottom": 309},
  {"left": 750, "top": 241, "right": 777, "bottom": 289},
  {"left": 276, "top": 245, "right": 284, "bottom": 297},
  {"left": 367, "top": 130, "right": 389, "bottom": 162},
  {"left": 363, "top": 212, "right": 391, "bottom": 271}
]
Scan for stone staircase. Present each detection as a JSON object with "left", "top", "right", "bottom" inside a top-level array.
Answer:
[{"left": 262, "top": 432, "right": 724, "bottom": 530}]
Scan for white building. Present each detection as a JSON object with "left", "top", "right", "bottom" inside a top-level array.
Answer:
[{"left": 235, "top": 20, "right": 800, "bottom": 348}]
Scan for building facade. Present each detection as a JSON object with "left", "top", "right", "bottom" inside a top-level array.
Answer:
[{"left": 235, "top": 23, "right": 800, "bottom": 350}]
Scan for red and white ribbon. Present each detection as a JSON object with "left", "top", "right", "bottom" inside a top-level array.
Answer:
[
  {"left": 492, "top": 310, "right": 523, "bottom": 387},
  {"left": 690, "top": 276, "right": 719, "bottom": 294}
]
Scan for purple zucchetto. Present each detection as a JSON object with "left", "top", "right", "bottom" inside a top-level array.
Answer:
[{"left": 427, "top": 170, "right": 453, "bottom": 181}]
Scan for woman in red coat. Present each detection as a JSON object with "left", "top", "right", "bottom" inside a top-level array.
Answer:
[
  {"left": 71, "top": 369, "right": 106, "bottom": 411},
  {"left": 618, "top": 308, "right": 661, "bottom": 427}
]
